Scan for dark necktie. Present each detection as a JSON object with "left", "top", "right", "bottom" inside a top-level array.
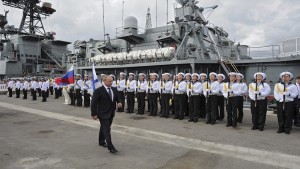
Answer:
[{"left": 108, "top": 88, "right": 112, "bottom": 101}]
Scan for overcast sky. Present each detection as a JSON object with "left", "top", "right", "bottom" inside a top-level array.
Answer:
[{"left": 1, "top": 0, "right": 299, "bottom": 48}]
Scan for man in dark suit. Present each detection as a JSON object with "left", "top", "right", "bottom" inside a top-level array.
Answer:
[{"left": 91, "top": 75, "right": 122, "bottom": 154}]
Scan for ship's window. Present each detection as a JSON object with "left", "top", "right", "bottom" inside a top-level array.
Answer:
[{"left": 25, "top": 54, "right": 28, "bottom": 57}]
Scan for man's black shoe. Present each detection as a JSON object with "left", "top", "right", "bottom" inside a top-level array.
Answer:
[
  {"left": 109, "top": 149, "right": 118, "bottom": 154},
  {"left": 99, "top": 143, "right": 107, "bottom": 148}
]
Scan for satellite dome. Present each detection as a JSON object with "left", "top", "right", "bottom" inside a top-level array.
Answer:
[{"left": 124, "top": 16, "right": 138, "bottom": 29}]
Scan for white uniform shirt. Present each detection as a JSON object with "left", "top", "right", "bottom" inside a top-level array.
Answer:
[
  {"left": 248, "top": 82, "right": 271, "bottom": 101},
  {"left": 137, "top": 80, "right": 148, "bottom": 92},
  {"left": 38, "top": 81, "right": 42, "bottom": 89},
  {"left": 222, "top": 82, "right": 239, "bottom": 99},
  {"left": 15, "top": 81, "right": 21, "bottom": 89},
  {"left": 46, "top": 80, "right": 50, "bottom": 89},
  {"left": 187, "top": 81, "right": 202, "bottom": 96},
  {"left": 41, "top": 82, "right": 48, "bottom": 91},
  {"left": 8, "top": 81, "right": 14, "bottom": 88},
  {"left": 236, "top": 82, "right": 248, "bottom": 96},
  {"left": 203, "top": 81, "right": 220, "bottom": 97},
  {"left": 117, "top": 79, "right": 126, "bottom": 91},
  {"left": 161, "top": 80, "right": 173, "bottom": 94},
  {"left": 148, "top": 80, "right": 160, "bottom": 93},
  {"left": 53, "top": 82, "right": 59, "bottom": 89},
  {"left": 274, "top": 82, "right": 298, "bottom": 102},
  {"left": 31, "top": 81, "right": 39, "bottom": 90},
  {"left": 296, "top": 83, "right": 300, "bottom": 99},
  {"left": 112, "top": 81, "right": 117, "bottom": 88},
  {"left": 173, "top": 80, "right": 187, "bottom": 94},
  {"left": 127, "top": 80, "right": 136, "bottom": 92},
  {"left": 23, "top": 81, "right": 29, "bottom": 90},
  {"left": 75, "top": 79, "right": 83, "bottom": 90}
]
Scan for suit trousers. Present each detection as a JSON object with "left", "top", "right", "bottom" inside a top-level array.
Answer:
[
  {"left": 32, "top": 89, "right": 37, "bottom": 100},
  {"left": 8, "top": 88, "right": 12, "bottom": 97},
  {"left": 16, "top": 89, "right": 20, "bottom": 98},
  {"left": 250, "top": 99, "right": 267, "bottom": 130},
  {"left": 76, "top": 89, "right": 82, "bottom": 107},
  {"left": 23, "top": 89, "right": 27, "bottom": 99},
  {"left": 83, "top": 90, "right": 90, "bottom": 107},
  {"left": 161, "top": 93, "right": 172, "bottom": 117},
  {"left": 226, "top": 96, "right": 238, "bottom": 126},
  {"left": 199, "top": 94, "right": 206, "bottom": 119},
  {"left": 99, "top": 117, "right": 115, "bottom": 150},
  {"left": 117, "top": 91, "right": 125, "bottom": 112},
  {"left": 206, "top": 95, "right": 218, "bottom": 124},
  {"left": 137, "top": 92, "right": 146, "bottom": 114},
  {"left": 127, "top": 92, "right": 135, "bottom": 113},
  {"left": 237, "top": 96, "right": 244, "bottom": 122},
  {"left": 217, "top": 95, "right": 225, "bottom": 120},
  {"left": 174, "top": 94, "right": 186, "bottom": 119},
  {"left": 149, "top": 93, "right": 159, "bottom": 116},
  {"left": 277, "top": 102, "right": 294, "bottom": 132},
  {"left": 189, "top": 95, "right": 200, "bottom": 121}
]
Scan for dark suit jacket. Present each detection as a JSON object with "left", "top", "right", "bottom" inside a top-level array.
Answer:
[{"left": 91, "top": 86, "right": 121, "bottom": 119}]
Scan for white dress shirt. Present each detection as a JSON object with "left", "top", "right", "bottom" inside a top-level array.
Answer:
[
  {"left": 222, "top": 82, "right": 239, "bottom": 99},
  {"left": 75, "top": 79, "right": 83, "bottom": 90},
  {"left": 172, "top": 80, "right": 187, "bottom": 94},
  {"left": 41, "top": 82, "right": 48, "bottom": 91},
  {"left": 103, "top": 84, "right": 114, "bottom": 101},
  {"left": 274, "top": 82, "right": 297, "bottom": 102},
  {"left": 15, "top": 81, "right": 21, "bottom": 89},
  {"left": 148, "top": 80, "right": 160, "bottom": 93},
  {"left": 117, "top": 79, "right": 126, "bottom": 91},
  {"left": 187, "top": 81, "right": 202, "bottom": 96},
  {"left": 137, "top": 80, "right": 148, "bottom": 92},
  {"left": 23, "top": 81, "right": 29, "bottom": 90},
  {"left": 127, "top": 80, "right": 136, "bottom": 92},
  {"left": 203, "top": 81, "right": 220, "bottom": 97},
  {"left": 161, "top": 80, "right": 173, "bottom": 94},
  {"left": 248, "top": 82, "right": 271, "bottom": 101},
  {"left": 31, "top": 81, "right": 39, "bottom": 90}
]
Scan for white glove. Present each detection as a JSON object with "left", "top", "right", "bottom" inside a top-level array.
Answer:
[
  {"left": 228, "top": 89, "right": 232, "bottom": 93},
  {"left": 282, "top": 92, "right": 289, "bottom": 96},
  {"left": 279, "top": 99, "right": 284, "bottom": 102},
  {"left": 254, "top": 91, "right": 260, "bottom": 95},
  {"left": 206, "top": 89, "right": 210, "bottom": 92}
]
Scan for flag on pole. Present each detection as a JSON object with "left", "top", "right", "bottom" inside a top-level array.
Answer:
[
  {"left": 92, "top": 63, "right": 99, "bottom": 91},
  {"left": 59, "top": 65, "right": 75, "bottom": 86}
]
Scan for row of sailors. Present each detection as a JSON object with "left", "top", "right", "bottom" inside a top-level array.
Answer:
[
  {"left": 6, "top": 77, "right": 63, "bottom": 102},
  {"left": 111, "top": 71, "right": 300, "bottom": 135}
]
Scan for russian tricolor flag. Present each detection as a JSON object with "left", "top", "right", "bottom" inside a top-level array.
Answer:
[{"left": 60, "top": 65, "right": 75, "bottom": 86}]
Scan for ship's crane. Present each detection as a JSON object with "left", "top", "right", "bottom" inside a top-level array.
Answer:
[{"left": 2, "top": 0, "right": 56, "bottom": 37}]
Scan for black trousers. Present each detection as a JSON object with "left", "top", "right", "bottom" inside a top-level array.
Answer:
[
  {"left": 54, "top": 88, "right": 59, "bottom": 99},
  {"left": 174, "top": 94, "right": 186, "bottom": 119},
  {"left": 50, "top": 86, "right": 54, "bottom": 95},
  {"left": 15, "top": 89, "right": 20, "bottom": 98},
  {"left": 226, "top": 97, "right": 238, "bottom": 126},
  {"left": 83, "top": 90, "right": 90, "bottom": 107},
  {"left": 199, "top": 94, "right": 206, "bottom": 119},
  {"left": 237, "top": 96, "right": 244, "bottom": 122},
  {"left": 206, "top": 95, "right": 218, "bottom": 124},
  {"left": 59, "top": 88, "right": 63, "bottom": 97},
  {"left": 184, "top": 95, "right": 189, "bottom": 116},
  {"left": 189, "top": 95, "right": 201, "bottom": 121},
  {"left": 46, "top": 89, "right": 50, "bottom": 98},
  {"left": 277, "top": 102, "right": 294, "bottom": 132},
  {"left": 293, "top": 99, "right": 300, "bottom": 126},
  {"left": 37, "top": 88, "right": 41, "bottom": 97},
  {"left": 161, "top": 93, "right": 172, "bottom": 117},
  {"left": 8, "top": 88, "right": 12, "bottom": 97},
  {"left": 250, "top": 99, "right": 267, "bottom": 130},
  {"left": 69, "top": 89, "right": 76, "bottom": 105},
  {"left": 149, "top": 93, "right": 159, "bottom": 116},
  {"left": 127, "top": 92, "right": 135, "bottom": 113},
  {"left": 117, "top": 91, "right": 125, "bottom": 112},
  {"left": 42, "top": 90, "right": 47, "bottom": 102},
  {"left": 147, "top": 95, "right": 150, "bottom": 112},
  {"left": 217, "top": 95, "right": 225, "bottom": 120},
  {"left": 75, "top": 89, "right": 82, "bottom": 107},
  {"left": 99, "top": 117, "right": 115, "bottom": 150},
  {"left": 137, "top": 92, "right": 146, "bottom": 114},
  {"left": 32, "top": 89, "right": 37, "bottom": 100},
  {"left": 23, "top": 89, "right": 27, "bottom": 99}
]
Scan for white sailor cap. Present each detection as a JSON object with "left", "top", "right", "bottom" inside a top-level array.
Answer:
[
  {"left": 217, "top": 74, "right": 226, "bottom": 80},
  {"left": 120, "top": 72, "right": 126, "bottom": 76},
  {"left": 185, "top": 73, "right": 191, "bottom": 77},
  {"left": 100, "top": 74, "right": 106, "bottom": 76},
  {"left": 280, "top": 72, "right": 293, "bottom": 79},
  {"left": 199, "top": 73, "right": 207, "bottom": 78},
  {"left": 254, "top": 72, "right": 266, "bottom": 80},
  {"left": 138, "top": 73, "right": 146, "bottom": 77},
  {"left": 236, "top": 73, "right": 244, "bottom": 79},
  {"left": 177, "top": 72, "right": 185, "bottom": 78},
  {"left": 162, "top": 73, "right": 171, "bottom": 77},
  {"left": 84, "top": 74, "right": 90, "bottom": 77},
  {"left": 228, "top": 72, "right": 237, "bottom": 76},
  {"left": 209, "top": 72, "right": 218, "bottom": 77},
  {"left": 109, "top": 74, "right": 115, "bottom": 79},
  {"left": 129, "top": 73, "right": 135, "bottom": 76},
  {"left": 150, "top": 73, "right": 159, "bottom": 78},
  {"left": 76, "top": 74, "right": 82, "bottom": 77},
  {"left": 192, "top": 73, "right": 200, "bottom": 80}
]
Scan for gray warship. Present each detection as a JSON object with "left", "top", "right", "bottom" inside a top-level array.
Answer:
[
  {"left": 0, "top": 0, "right": 70, "bottom": 80},
  {"left": 68, "top": 0, "right": 300, "bottom": 87}
]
